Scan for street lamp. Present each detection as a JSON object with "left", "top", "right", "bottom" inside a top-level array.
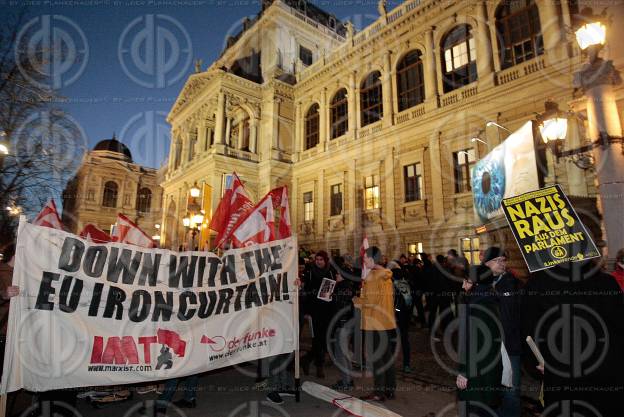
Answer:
[
  {"left": 190, "top": 182, "right": 201, "bottom": 198},
  {"left": 570, "top": 7, "right": 624, "bottom": 263}
]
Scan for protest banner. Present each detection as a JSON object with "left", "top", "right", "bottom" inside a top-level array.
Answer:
[
  {"left": 501, "top": 184, "right": 600, "bottom": 272},
  {"left": 0, "top": 220, "right": 298, "bottom": 393}
]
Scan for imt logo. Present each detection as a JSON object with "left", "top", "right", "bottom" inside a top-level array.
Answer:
[
  {"left": 118, "top": 14, "right": 192, "bottom": 88},
  {"left": 535, "top": 304, "right": 608, "bottom": 378},
  {"left": 16, "top": 15, "right": 89, "bottom": 89}
]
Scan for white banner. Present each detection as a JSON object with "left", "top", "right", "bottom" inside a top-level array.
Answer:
[{"left": 1, "top": 220, "right": 298, "bottom": 393}]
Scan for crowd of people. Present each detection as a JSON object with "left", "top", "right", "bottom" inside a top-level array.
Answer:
[{"left": 1, "top": 242, "right": 623, "bottom": 417}]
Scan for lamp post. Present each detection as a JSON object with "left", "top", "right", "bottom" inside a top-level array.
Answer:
[{"left": 572, "top": 8, "right": 623, "bottom": 263}]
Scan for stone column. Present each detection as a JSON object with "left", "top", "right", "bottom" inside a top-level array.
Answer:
[
  {"left": 206, "top": 126, "right": 213, "bottom": 149},
  {"left": 167, "top": 132, "right": 176, "bottom": 172},
  {"left": 197, "top": 121, "right": 207, "bottom": 152},
  {"left": 224, "top": 117, "right": 232, "bottom": 147},
  {"left": 382, "top": 50, "right": 394, "bottom": 127},
  {"left": 429, "top": 132, "right": 445, "bottom": 220},
  {"left": 317, "top": 169, "right": 325, "bottom": 236},
  {"left": 214, "top": 92, "right": 226, "bottom": 144},
  {"left": 536, "top": 0, "right": 564, "bottom": 63},
  {"left": 319, "top": 88, "right": 328, "bottom": 148},
  {"left": 237, "top": 120, "right": 245, "bottom": 149},
  {"left": 348, "top": 71, "right": 357, "bottom": 140},
  {"left": 250, "top": 120, "right": 258, "bottom": 153},
  {"left": 294, "top": 101, "right": 302, "bottom": 155},
  {"left": 383, "top": 150, "right": 396, "bottom": 227},
  {"left": 424, "top": 28, "right": 439, "bottom": 109},
  {"left": 272, "top": 97, "right": 281, "bottom": 150},
  {"left": 475, "top": 1, "right": 494, "bottom": 87}
]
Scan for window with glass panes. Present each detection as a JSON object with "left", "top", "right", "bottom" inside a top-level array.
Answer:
[
  {"left": 364, "top": 175, "right": 380, "bottom": 210},
  {"left": 453, "top": 149, "right": 476, "bottom": 193},
  {"left": 396, "top": 50, "right": 425, "bottom": 112},
  {"left": 330, "top": 184, "right": 343, "bottom": 216},
  {"left": 303, "top": 192, "right": 314, "bottom": 221},
  {"left": 299, "top": 45, "right": 313, "bottom": 66},
  {"left": 461, "top": 237, "right": 480, "bottom": 265},
  {"left": 305, "top": 104, "right": 320, "bottom": 150},
  {"left": 330, "top": 89, "right": 348, "bottom": 139},
  {"left": 360, "top": 72, "right": 383, "bottom": 127},
  {"left": 442, "top": 25, "right": 477, "bottom": 93},
  {"left": 404, "top": 163, "right": 423, "bottom": 202},
  {"left": 408, "top": 242, "right": 423, "bottom": 256},
  {"left": 496, "top": 0, "right": 543, "bottom": 69}
]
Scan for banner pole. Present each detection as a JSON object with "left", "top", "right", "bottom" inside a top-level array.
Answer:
[{"left": 294, "top": 238, "right": 300, "bottom": 402}]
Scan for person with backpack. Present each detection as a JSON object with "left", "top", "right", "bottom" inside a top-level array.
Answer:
[{"left": 388, "top": 260, "right": 413, "bottom": 372}]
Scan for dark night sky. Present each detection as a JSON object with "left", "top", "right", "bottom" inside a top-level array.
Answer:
[{"left": 3, "top": 0, "right": 390, "bottom": 168}]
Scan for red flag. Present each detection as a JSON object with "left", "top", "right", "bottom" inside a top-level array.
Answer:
[
  {"left": 32, "top": 200, "right": 64, "bottom": 230},
  {"left": 79, "top": 224, "right": 112, "bottom": 243},
  {"left": 268, "top": 186, "right": 291, "bottom": 239},
  {"left": 209, "top": 172, "right": 254, "bottom": 249},
  {"left": 229, "top": 194, "right": 275, "bottom": 248},
  {"left": 360, "top": 234, "right": 369, "bottom": 280},
  {"left": 112, "top": 213, "right": 155, "bottom": 248},
  {"left": 157, "top": 329, "right": 186, "bottom": 357}
]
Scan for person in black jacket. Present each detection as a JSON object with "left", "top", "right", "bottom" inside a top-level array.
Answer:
[
  {"left": 301, "top": 250, "right": 338, "bottom": 378},
  {"left": 480, "top": 247, "right": 523, "bottom": 417},
  {"left": 524, "top": 259, "right": 624, "bottom": 417}
]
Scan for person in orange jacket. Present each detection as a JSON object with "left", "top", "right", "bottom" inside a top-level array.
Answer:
[{"left": 352, "top": 246, "right": 397, "bottom": 402}]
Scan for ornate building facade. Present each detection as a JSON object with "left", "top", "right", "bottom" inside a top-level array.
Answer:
[
  {"left": 162, "top": 0, "right": 623, "bottom": 264},
  {"left": 63, "top": 137, "right": 164, "bottom": 238}
]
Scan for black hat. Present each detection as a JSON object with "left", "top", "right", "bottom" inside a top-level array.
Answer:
[{"left": 482, "top": 246, "right": 506, "bottom": 264}]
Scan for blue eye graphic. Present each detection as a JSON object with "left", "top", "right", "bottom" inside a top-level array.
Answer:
[{"left": 472, "top": 150, "right": 506, "bottom": 222}]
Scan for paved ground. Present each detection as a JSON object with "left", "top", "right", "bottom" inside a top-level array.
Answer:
[{"left": 5, "top": 326, "right": 542, "bottom": 417}]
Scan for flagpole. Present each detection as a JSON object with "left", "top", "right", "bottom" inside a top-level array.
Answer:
[{"left": 293, "top": 236, "right": 301, "bottom": 402}]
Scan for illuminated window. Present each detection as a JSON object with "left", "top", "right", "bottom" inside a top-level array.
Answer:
[
  {"left": 404, "top": 163, "right": 423, "bottom": 202},
  {"left": 496, "top": 0, "right": 543, "bottom": 69},
  {"left": 303, "top": 192, "right": 314, "bottom": 221},
  {"left": 330, "top": 184, "right": 342, "bottom": 216},
  {"left": 461, "top": 237, "right": 480, "bottom": 265},
  {"left": 407, "top": 242, "right": 423, "bottom": 256},
  {"left": 454, "top": 149, "right": 476, "bottom": 193},
  {"left": 441, "top": 25, "right": 477, "bottom": 93},
  {"left": 360, "top": 71, "right": 383, "bottom": 127},
  {"left": 396, "top": 50, "right": 425, "bottom": 111},
  {"left": 364, "top": 175, "right": 380, "bottom": 210}
]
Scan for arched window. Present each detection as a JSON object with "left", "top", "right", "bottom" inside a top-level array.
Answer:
[
  {"left": 136, "top": 188, "right": 152, "bottom": 213},
  {"left": 360, "top": 71, "right": 383, "bottom": 127},
  {"left": 305, "top": 104, "right": 320, "bottom": 150},
  {"left": 396, "top": 50, "right": 425, "bottom": 111},
  {"left": 330, "top": 89, "right": 348, "bottom": 139},
  {"left": 441, "top": 25, "right": 477, "bottom": 93},
  {"left": 102, "top": 181, "right": 118, "bottom": 208},
  {"left": 496, "top": 0, "right": 543, "bottom": 69}
]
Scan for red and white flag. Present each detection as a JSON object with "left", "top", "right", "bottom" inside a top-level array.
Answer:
[
  {"left": 229, "top": 194, "right": 275, "bottom": 248},
  {"left": 112, "top": 214, "right": 155, "bottom": 248},
  {"left": 360, "top": 234, "right": 369, "bottom": 280},
  {"left": 79, "top": 224, "right": 112, "bottom": 244},
  {"left": 32, "top": 200, "right": 64, "bottom": 230},
  {"left": 209, "top": 173, "right": 254, "bottom": 249},
  {"left": 268, "top": 186, "right": 291, "bottom": 239}
]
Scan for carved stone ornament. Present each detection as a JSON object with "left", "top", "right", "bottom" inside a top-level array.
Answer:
[
  {"left": 454, "top": 195, "right": 473, "bottom": 214},
  {"left": 300, "top": 221, "right": 315, "bottom": 235},
  {"left": 401, "top": 205, "right": 426, "bottom": 221},
  {"left": 362, "top": 209, "right": 382, "bottom": 225},
  {"left": 171, "top": 75, "right": 212, "bottom": 117},
  {"left": 327, "top": 216, "right": 345, "bottom": 232}
]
